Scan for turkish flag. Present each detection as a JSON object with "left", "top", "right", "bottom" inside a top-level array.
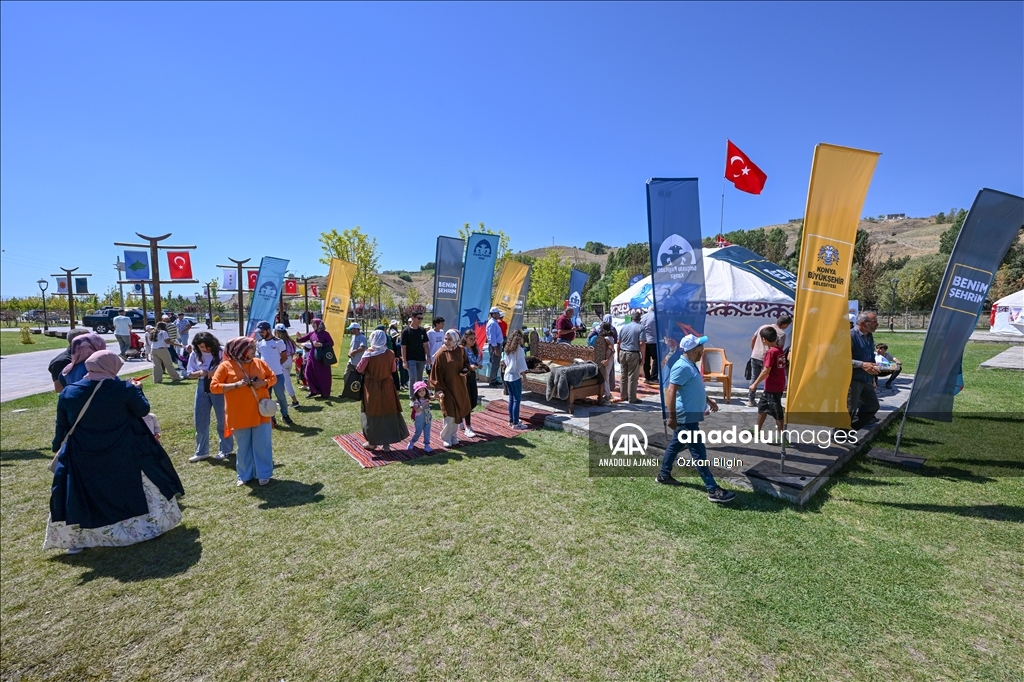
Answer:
[
  {"left": 716, "top": 235, "right": 733, "bottom": 248},
  {"left": 725, "top": 140, "right": 768, "bottom": 195},
  {"left": 167, "top": 251, "right": 193, "bottom": 279},
  {"left": 285, "top": 279, "right": 298, "bottom": 295},
  {"left": 310, "top": 283, "right": 319, "bottom": 297},
  {"left": 247, "top": 270, "right": 259, "bottom": 290}
]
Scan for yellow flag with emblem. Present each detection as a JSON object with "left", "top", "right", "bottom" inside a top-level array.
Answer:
[
  {"left": 323, "top": 259, "right": 357, "bottom": 348},
  {"left": 786, "top": 144, "right": 880, "bottom": 428},
  {"left": 492, "top": 260, "right": 530, "bottom": 322}
]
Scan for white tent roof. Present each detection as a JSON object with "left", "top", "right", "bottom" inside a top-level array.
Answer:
[
  {"left": 610, "top": 247, "right": 794, "bottom": 315},
  {"left": 993, "top": 287, "right": 1024, "bottom": 308}
]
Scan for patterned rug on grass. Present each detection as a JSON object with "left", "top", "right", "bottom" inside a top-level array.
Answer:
[{"left": 333, "top": 400, "right": 550, "bottom": 468}]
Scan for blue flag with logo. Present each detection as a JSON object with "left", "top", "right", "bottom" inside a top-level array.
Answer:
[
  {"left": 245, "top": 256, "right": 290, "bottom": 336},
  {"left": 458, "top": 233, "right": 498, "bottom": 338},
  {"left": 647, "top": 178, "right": 707, "bottom": 416},
  {"left": 124, "top": 251, "right": 150, "bottom": 281},
  {"left": 567, "top": 269, "right": 590, "bottom": 325},
  {"left": 907, "top": 188, "right": 1023, "bottom": 419}
]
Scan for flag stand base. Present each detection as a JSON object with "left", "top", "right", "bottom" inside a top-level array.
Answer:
[{"left": 864, "top": 446, "right": 926, "bottom": 468}]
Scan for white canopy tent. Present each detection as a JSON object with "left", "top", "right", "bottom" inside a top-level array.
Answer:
[
  {"left": 609, "top": 247, "right": 795, "bottom": 389},
  {"left": 990, "top": 287, "right": 1024, "bottom": 335}
]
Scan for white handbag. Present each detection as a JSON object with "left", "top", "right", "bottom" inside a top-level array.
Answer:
[{"left": 234, "top": 360, "right": 278, "bottom": 418}]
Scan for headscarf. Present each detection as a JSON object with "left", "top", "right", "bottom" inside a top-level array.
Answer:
[
  {"left": 603, "top": 314, "right": 613, "bottom": 326},
  {"left": 362, "top": 329, "right": 390, "bottom": 360},
  {"left": 62, "top": 334, "right": 107, "bottom": 375},
  {"left": 443, "top": 329, "right": 461, "bottom": 350},
  {"left": 83, "top": 349, "right": 123, "bottom": 381},
  {"left": 225, "top": 336, "right": 256, "bottom": 363},
  {"left": 311, "top": 318, "right": 324, "bottom": 331}
]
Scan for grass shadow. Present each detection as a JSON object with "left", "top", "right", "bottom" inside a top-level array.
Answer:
[
  {"left": 283, "top": 422, "right": 323, "bottom": 437},
  {"left": 862, "top": 501, "right": 1024, "bottom": 523},
  {"left": 402, "top": 438, "right": 535, "bottom": 466},
  {"left": 0, "top": 448, "right": 51, "bottom": 463},
  {"left": 248, "top": 479, "right": 325, "bottom": 509},
  {"left": 60, "top": 525, "right": 202, "bottom": 584}
]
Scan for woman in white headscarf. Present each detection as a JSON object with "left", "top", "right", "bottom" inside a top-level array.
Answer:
[
  {"left": 429, "top": 329, "right": 472, "bottom": 447},
  {"left": 356, "top": 329, "right": 406, "bottom": 451}
]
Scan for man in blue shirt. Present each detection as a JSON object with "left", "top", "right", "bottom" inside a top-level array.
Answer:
[
  {"left": 485, "top": 307, "right": 505, "bottom": 387},
  {"left": 656, "top": 334, "right": 736, "bottom": 503}
]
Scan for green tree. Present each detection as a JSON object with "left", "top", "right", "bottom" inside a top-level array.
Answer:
[
  {"left": 420, "top": 261, "right": 435, "bottom": 271},
  {"left": 508, "top": 252, "right": 537, "bottom": 267},
  {"left": 853, "top": 228, "right": 872, "bottom": 268},
  {"left": 527, "top": 250, "right": 571, "bottom": 308},
  {"left": 895, "top": 254, "right": 947, "bottom": 310},
  {"left": 938, "top": 209, "right": 968, "bottom": 255},
  {"left": 702, "top": 236, "right": 717, "bottom": 248},
  {"left": 318, "top": 226, "right": 382, "bottom": 306},
  {"left": 575, "top": 262, "right": 602, "bottom": 301},
  {"left": 765, "top": 227, "right": 788, "bottom": 264},
  {"left": 935, "top": 212, "right": 946, "bottom": 224},
  {"left": 583, "top": 241, "right": 609, "bottom": 255},
  {"left": 404, "top": 283, "right": 424, "bottom": 308}
]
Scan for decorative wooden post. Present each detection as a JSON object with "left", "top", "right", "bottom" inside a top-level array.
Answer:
[
  {"left": 114, "top": 233, "right": 198, "bottom": 320},
  {"left": 49, "top": 267, "right": 93, "bottom": 329}
]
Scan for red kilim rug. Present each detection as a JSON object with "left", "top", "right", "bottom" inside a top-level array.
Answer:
[{"left": 333, "top": 400, "right": 549, "bottom": 468}]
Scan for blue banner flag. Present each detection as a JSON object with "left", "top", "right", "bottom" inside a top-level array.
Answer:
[
  {"left": 647, "top": 178, "right": 707, "bottom": 415},
  {"left": 131, "top": 283, "right": 153, "bottom": 295},
  {"left": 568, "top": 269, "right": 590, "bottom": 325},
  {"left": 906, "top": 188, "right": 1023, "bottom": 420},
  {"left": 629, "top": 273, "right": 645, "bottom": 287},
  {"left": 432, "top": 236, "right": 465, "bottom": 328},
  {"left": 245, "top": 256, "right": 290, "bottom": 336},
  {"left": 458, "top": 233, "right": 498, "bottom": 339},
  {"left": 124, "top": 250, "right": 150, "bottom": 281}
]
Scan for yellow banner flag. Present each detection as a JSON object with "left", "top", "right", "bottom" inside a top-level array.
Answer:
[
  {"left": 297, "top": 283, "right": 306, "bottom": 297},
  {"left": 786, "top": 143, "right": 880, "bottom": 428},
  {"left": 323, "top": 258, "right": 357, "bottom": 349},
  {"left": 492, "top": 260, "right": 530, "bottom": 322}
]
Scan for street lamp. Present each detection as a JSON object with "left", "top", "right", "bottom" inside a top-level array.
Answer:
[
  {"left": 37, "top": 279, "right": 49, "bottom": 331},
  {"left": 889, "top": 277, "right": 899, "bottom": 332},
  {"left": 204, "top": 283, "right": 216, "bottom": 328}
]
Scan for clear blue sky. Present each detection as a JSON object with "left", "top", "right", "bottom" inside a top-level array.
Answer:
[{"left": 2, "top": 2, "right": 1021, "bottom": 298}]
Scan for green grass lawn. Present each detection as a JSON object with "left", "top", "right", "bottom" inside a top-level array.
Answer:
[
  {"left": 1, "top": 339, "right": 1022, "bottom": 680},
  {"left": 0, "top": 331, "right": 113, "bottom": 357}
]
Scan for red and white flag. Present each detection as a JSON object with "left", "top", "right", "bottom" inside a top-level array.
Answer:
[
  {"left": 309, "top": 283, "right": 319, "bottom": 298},
  {"left": 725, "top": 140, "right": 768, "bottom": 195},
  {"left": 247, "top": 270, "right": 260, "bottom": 290},
  {"left": 284, "top": 279, "right": 298, "bottom": 295},
  {"left": 716, "top": 235, "right": 733, "bottom": 248},
  {"left": 167, "top": 251, "right": 193, "bottom": 279}
]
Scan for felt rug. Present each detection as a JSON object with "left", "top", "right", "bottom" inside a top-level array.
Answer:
[{"left": 333, "top": 400, "right": 549, "bottom": 468}]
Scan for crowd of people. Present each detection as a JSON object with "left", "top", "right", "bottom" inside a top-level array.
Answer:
[{"left": 42, "top": 301, "right": 903, "bottom": 553}]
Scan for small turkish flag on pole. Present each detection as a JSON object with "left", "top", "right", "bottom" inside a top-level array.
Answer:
[
  {"left": 167, "top": 252, "right": 193, "bottom": 279},
  {"left": 725, "top": 140, "right": 767, "bottom": 195},
  {"left": 247, "top": 270, "right": 260, "bottom": 290},
  {"left": 310, "top": 283, "right": 319, "bottom": 298},
  {"left": 285, "top": 279, "right": 298, "bottom": 296}
]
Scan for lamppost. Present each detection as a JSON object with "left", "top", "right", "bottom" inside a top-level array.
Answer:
[
  {"left": 37, "top": 279, "right": 49, "bottom": 331},
  {"left": 204, "top": 283, "right": 216, "bottom": 328},
  {"left": 889, "top": 277, "right": 899, "bottom": 332}
]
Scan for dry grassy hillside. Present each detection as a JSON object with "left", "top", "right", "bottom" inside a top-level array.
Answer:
[{"left": 766, "top": 216, "right": 945, "bottom": 260}]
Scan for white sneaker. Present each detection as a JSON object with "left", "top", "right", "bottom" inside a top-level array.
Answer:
[
  {"left": 188, "top": 454, "right": 210, "bottom": 463},
  {"left": 213, "top": 452, "right": 231, "bottom": 460},
  {"left": 441, "top": 441, "right": 452, "bottom": 448},
  {"left": 65, "top": 547, "right": 83, "bottom": 555},
  {"left": 464, "top": 428, "right": 476, "bottom": 438}
]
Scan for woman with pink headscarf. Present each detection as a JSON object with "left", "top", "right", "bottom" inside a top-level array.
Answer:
[
  {"left": 296, "top": 318, "right": 333, "bottom": 398},
  {"left": 58, "top": 333, "right": 108, "bottom": 388},
  {"left": 45, "top": 350, "right": 185, "bottom": 555}
]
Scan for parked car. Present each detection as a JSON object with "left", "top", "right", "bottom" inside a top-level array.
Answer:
[{"left": 82, "top": 308, "right": 155, "bottom": 334}]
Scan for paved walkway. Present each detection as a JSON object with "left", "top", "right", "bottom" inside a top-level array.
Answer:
[
  {"left": 0, "top": 323, "right": 271, "bottom": 403},
  {"left": 979, "top": 346, "right": 1024, "bottom": 370}
]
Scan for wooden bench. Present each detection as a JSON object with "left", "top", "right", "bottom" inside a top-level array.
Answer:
[{"left": 521, "top": 331, "right": 607, "bottom": 414}]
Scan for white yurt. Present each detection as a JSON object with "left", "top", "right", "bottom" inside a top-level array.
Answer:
[
  {"left": 990, "top": 287, "right": 1024, "bottom": 335},
  {"left": 609, "top": 246, "right": 796, "bottom": 388}
]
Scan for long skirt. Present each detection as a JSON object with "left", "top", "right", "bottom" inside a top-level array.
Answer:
[
  {"left": 43, "top": 474, "right": 182, "bottom": 550},
  {"left": 360, "top": 408, "right": 408, "bottom": 447},
  {"left": 304, "top": 357, "right": 332, "bottom": 397}
]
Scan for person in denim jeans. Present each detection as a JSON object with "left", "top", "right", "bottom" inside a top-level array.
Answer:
[
  {"left": 501, "top": 329, "right": 528, "bottom": 429},
  {"left": 186, "top": 332, "right": 234, "bottom": 462},
  {"left": 656, "top": 334, "right": 736, "bottom": 504}
]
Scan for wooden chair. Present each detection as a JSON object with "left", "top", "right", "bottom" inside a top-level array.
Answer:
[{"left": 701, "top": 347, "right": 732, "bottom": 402}]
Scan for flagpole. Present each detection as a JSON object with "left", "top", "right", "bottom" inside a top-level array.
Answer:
[{"left": 719, "top": 178, "right": 726, "bottom": 240}]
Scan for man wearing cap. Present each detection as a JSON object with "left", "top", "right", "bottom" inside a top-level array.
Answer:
[
  {"left": 256, "top": 321, "right": 294, "bottom": 426},
  {"left": 485, "top": 307, "right": 505, "bottom": 387},
  {"left": 497, "top": 310, "right": 508, "bottom": 339},
  {"left": 656, "top": 334, "right": 736, "bottom": 503},
  {"left": 616, "top": 311, "right": 645, "bottom": 403},
  {"left": 347, "top": 322, "right": 367, "bottom": 368}
]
